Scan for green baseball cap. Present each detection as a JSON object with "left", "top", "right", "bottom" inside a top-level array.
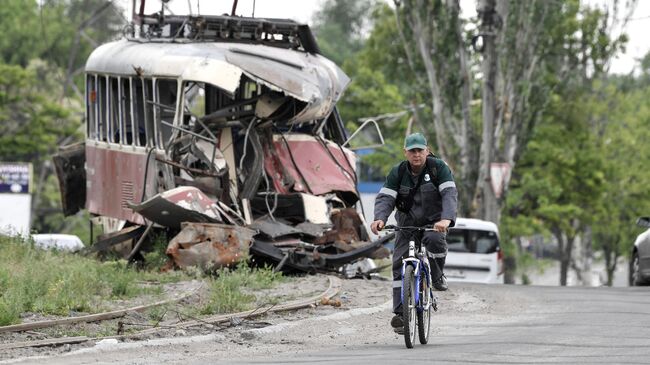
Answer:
[{"left": 404, "top": 133, "right": 427, "bottom": 150}]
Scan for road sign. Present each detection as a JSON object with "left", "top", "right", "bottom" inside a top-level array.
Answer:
[{"left": 490, "top": 162, "right": 511, "bottom": 199}]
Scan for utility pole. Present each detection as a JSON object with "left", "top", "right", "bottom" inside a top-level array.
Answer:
[{"left": 475, "top": 0, "right": 500, "bottom": 224}]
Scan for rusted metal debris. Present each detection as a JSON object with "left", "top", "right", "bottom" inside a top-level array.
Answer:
[
  {"left": 130, "top": 186, "right": 226, "bottom": 229},
  {"left": 54, "top": 14, "right": 387, "bottom": 276},
  {"left": 166, "top": 222, "right": 256, "bottom": 271}
]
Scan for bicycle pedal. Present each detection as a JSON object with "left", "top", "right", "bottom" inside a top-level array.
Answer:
[{"left": 394, "top": 327, "right": 404, "bottom": 335}]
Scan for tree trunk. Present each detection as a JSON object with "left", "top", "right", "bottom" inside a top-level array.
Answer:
[
  {"left": 475, "top": 0, "right": 499, "bottom": 223},
  {"left": 553, "top": 227, "right": 575, "bottom": 286},
  {"left": 601, "top": 234, "right": 619, "bottom": 287},
  {"left": 571, "top": 226, "right": 594, "bottom": 286}
]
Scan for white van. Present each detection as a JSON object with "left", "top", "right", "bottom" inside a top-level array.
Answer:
[{"left": 445, "top": 218, "right": 504, "bottom": 284}]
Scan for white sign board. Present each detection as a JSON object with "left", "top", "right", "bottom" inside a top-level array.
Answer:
[
  {"left": 0, "top": 162, "right": 33, "bottom": 236},
  {"left": 490, "top": 163, "right": 511, "bottom": 199}
]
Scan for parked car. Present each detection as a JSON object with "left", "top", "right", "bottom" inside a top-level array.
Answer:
[
  {"left": 445, "top": 218, "right": 504, "bottom": 284},
  {"left": 630, "top": 217, "right": 650, "bottom": 286},
  {"left": 31, "top": 234, "right": 84, "bottom": 252}
]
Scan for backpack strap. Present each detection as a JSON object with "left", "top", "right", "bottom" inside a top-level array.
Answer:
[
  {"left": 425, "top": 155, "right": 437, "bottom": 182},
  {"left": 397, "top": 160, "right": 408, "bottom": 188}
]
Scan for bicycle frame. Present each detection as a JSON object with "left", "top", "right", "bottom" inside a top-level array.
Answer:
[{"left": 400, "top": 240, "right": 433, "bottom": 312}]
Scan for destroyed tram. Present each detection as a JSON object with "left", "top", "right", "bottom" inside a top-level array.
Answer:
[{"left": 54, "top": 13, "right": 391, "bottom": 274}]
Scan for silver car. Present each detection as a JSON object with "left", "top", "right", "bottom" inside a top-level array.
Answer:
[{"left": 630, "top": 217, "right": 650, "bottom": 286}]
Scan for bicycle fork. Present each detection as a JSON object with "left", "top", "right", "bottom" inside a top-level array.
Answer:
[
  {"left": 401, "top": 241, "right": 421, "bottom": 309},
  {"left": 401, "top": 241, "right": 437, "bottom": 313}
]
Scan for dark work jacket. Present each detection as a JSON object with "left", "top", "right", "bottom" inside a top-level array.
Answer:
[{"left": 374, "top": 157, "right": 458, "bottom": 227}]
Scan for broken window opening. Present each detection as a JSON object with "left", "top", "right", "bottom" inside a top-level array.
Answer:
[
  {"left": 97, "top": 75, "right": 108, "bottom": 142},
  {"left": 108, "top": 77, "right": 120, "bottom": 143},
  {"left": 120, "top": 77, "right": 135, "bottom": 146},
  {"left": 154, "top": 78, "right": 178, "bottom": 149},
  {"left": 86, "top": 74, "right": 97, "bottom": 140},
  {"left": 131, "top": 78, "right": 146, "bottom": 147},
  {"left": 142, "top": 78, "right": 155, "bottom": 148}
]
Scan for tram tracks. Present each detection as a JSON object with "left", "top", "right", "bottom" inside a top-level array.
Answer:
[{"left": 0, "top": 276, "right": 342, "bottom": 351}]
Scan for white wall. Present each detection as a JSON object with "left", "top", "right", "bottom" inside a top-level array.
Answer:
[{"left": 0, "top": 194, "right": 32, "bottom": 236}]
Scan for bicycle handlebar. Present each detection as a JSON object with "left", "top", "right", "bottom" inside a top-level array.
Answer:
[{"left": 383, "top": 224, "right": 436, "bottom": 232}]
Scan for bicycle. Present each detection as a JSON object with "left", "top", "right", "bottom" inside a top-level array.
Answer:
[{"left": 384, "top": 225, "right": 439, "bottom": 348}]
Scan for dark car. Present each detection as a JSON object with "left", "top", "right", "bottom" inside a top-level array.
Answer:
[{"left": 630, "top": 217, "right": 650, "bottom": 286}]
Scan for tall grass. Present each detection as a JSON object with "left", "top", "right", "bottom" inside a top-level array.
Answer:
[
  {"left": 0, "top": 234, "right": 286, "bottom": 327},
  {"left": 0, "top": 235, "right": 177, "bottom": 326},
  {"left": 200, "top": 264, "right": 284, "bottom": 315}
]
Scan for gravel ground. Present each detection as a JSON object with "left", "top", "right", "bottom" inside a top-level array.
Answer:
[{"left": 1, "top": 272, "right": 534, "bottom": 364}]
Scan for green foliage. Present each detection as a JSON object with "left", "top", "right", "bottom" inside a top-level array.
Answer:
[
  {"left": 311, "top": 0, "right": 377, "bottom": 66},
  {"left": 0, "top": 0, "right": 124, "bottom": 69},
  {"left": 0, "top": 61, "right": 78, "bottom": 163},
  {"left": 142, "top": 232, "right": 172, "bottom": 271},
  {"left": 505, "top": 88, "right": 606, "bottom": 235},
  {"left": 0, "top": 234, "right": 183, "bottom": 326},
  {"left": 0, "top": 0, "right": 124, "bottom": 238},
  {"left": 0, "top": 59, "right": 84, "bottom": 235},
  {"left": 200, "top": 264, "right": 284, "bottom": 315}
]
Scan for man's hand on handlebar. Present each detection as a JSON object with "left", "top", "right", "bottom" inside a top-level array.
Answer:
[
  {"left": 370, "top": 220, "right": 385, "bottom": 234},
  {"left": 434, "top": 219, "right": 451, "bottom": 233}
]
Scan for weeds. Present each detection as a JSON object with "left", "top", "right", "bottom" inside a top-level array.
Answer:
[
  {"left": 0, "top": 234, "right": 285, "bottom": 327},
  {"left": 200, "top": 264, "right": 284, "bottom": 315},
  {"left": 142, "top": 231, "right": 171, "bottom": 271},
  {"left": 0, "top": 235, "right": 183, "bottom": 326}
]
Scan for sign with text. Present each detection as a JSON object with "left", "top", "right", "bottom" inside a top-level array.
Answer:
[{"left": 0, "top": 163, "right": 32, "bottom": 194}]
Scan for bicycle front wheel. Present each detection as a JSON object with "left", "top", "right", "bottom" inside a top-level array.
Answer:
[
  {"left": 417, "top": 276, "right": 431, "bottom": 344},
  {"left": 402, "top": 265, "right": 417, "bottom": 348}
]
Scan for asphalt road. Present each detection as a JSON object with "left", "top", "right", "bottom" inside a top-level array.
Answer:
[
  {"left": 222, "top": 285, "right": 650, "bottom": 365},
  {"left": 6, "top": 283, "right": 650, "bottom": 365}
]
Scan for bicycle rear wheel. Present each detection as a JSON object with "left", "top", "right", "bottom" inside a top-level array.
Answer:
[
  {"left": 402, "top": 265, "right": 417, "bottom": 348},
  {"left": 417, "top": 276, "right": 431, "bottom": 344}
]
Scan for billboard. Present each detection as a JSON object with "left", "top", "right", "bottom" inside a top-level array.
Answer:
[{"left": 0, "top": 163, "right": 32, "bottom": 194}]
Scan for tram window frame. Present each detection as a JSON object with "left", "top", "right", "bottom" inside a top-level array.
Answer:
[
  {"left": 86, "top": 74, "right": 97, "bottom": 140},
  {"left": 119, "top": 77, "right": 135, "bottom": 146},
  {"left": 154, "top": 78, "right": 178, "bottom": 149},
  {"left": 131, "top": 78, "right": 145, "bottom": 147},
  {"left": 143, "top": 78, "right": 155, "bottom": 148},
  {"left": 97, "top": 75, "right": 108, "bottom": 142},
  {"left": 183, "top": 81, "right": 206, "bottom": 121},
  {"left": 108, "top": 77, "right": 120, "bottom": 143}
]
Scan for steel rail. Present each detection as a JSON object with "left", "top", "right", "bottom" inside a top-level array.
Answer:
[
  {"left": 0, "top": 276, "right": 342, "bottom": 350},
  {"left": 0, "top": 289, "right": 198, "bottom": 334}
]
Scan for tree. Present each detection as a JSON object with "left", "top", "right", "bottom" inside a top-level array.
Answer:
[
  {"left": 504, "top": 88, "right": 607, "bottom": 285},
  {"left": 311, "top": 0, "right": 377, "bottom": 66},
  {"left": 590, "top": 79, "right": 650, "bottom": 285},
  {"left": 0, "top": 0, "right": 125, "bottom": 98},
  {"left": 0, "top": 60, "right": 81, "bottom": 232},
  {"left": 392, "top": 0, "right": 632, "bottom": 224},
  {"left": 0, "top": 0, "right": 124, "bottom": 236}
]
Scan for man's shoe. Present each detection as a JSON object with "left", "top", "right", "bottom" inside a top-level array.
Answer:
[
  {"left": 391, "top": 315, "right": 404, "bottom": 334},
  {"left": 390, "top": 314, "right": 403, "bottom": 328},
  {"left": 433, "top": 275, "right": 448, "bottom": 291}
]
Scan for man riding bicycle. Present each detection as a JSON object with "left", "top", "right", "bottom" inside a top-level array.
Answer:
[{"left": 370, "top": 132, "right": 458, "bottom": 332}]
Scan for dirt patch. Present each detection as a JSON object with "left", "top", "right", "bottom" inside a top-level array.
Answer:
[
  {"left": 0, "top": 274, "right": 369, "bottom": 361},
  {"left": 1, "top": 276, "right": 534, "bottom": 364}
]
